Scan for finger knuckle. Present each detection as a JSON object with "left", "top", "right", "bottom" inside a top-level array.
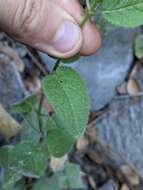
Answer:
[{"left": 16, "top": 0, "right": 40, "bottom": 36}]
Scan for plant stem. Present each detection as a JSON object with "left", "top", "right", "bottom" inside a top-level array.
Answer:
[
  {"left": 35, "top": 110, "right": 49, "bottom": 117},
  {"left": 80, "top": 13, "right": 90, "bottom": 28},
  {"left": 80, "top": 0, "right": 99, "bottom": 28},
  {"left": 27, "top": 47, "right": 49, "bottom": 75},
  {"left": 38, "top": 93, "right": 45, "bottom": 142},
  {"left": 53, "top": 1, "right": 99, "bottom": 67},
  {"left": 53, "top": 58, "right": 61, "bottom": 71},
  {"left": 37, "top": 55, "right": 60, "bottom": 145}
]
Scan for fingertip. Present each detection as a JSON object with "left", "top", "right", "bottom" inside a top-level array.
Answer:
[
  {"left": 35, "top": 21, "right": 83, "bottom": 59},
  {"left": 52, "top": 20, "right": 83, "bottom": 57},
  {"left": 54, "top": 0, "right": 101, "bottom": 56},
  {"left": 80, "top": 21, "right": 102, "bottom": 56}
]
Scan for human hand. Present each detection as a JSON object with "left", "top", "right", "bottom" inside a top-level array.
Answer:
[{"left": 0, "top": 0, "right": 101, "bottom": 58}]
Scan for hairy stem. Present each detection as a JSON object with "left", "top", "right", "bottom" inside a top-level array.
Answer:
[
  {"left": 53, "top": 58, "right": 61, "bottom": 71},
  {"left": 38, "top": 93, "right": 45, "bottom": 142}
]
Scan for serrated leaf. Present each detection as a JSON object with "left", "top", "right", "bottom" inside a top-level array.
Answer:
[
  {"left": 135, "top": 34, "right": 143, "bottom": 59},
  {"left": 42, "top": 67, "right": 89, "bottom": 140},
  {"left": 0, "top": 142, "right": 47, "bottom": 177},
  {"left": 102, "top": 0, "right": 143, "bottom": 27},
  {"left": 11, "top": 95, "right": 37, "bottom": 114},
  {"left": 46, "top": 118, "right": 73, "bottom": 157}
]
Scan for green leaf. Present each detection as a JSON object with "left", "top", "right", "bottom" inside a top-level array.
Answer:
[
  {"left": 135, "top": 34, "right": 143, "bottom": 59},
  {"left": 32, "top": 163, "right": 84, "bottom": 190},
  {"left": 13, "top": 179, "right": 26, "bottom": 190},
  {"left": 21, "top": 112, "right": 41, "bottom": 144},
  {"left": 11, "top": 95, "right": 37, "bottom": 114},
  {"left": 42, "top": 67, "right": 89, "bottom": 138},
  {"left": 57, "top": 163, "right": 84, "bottom": 189},
  {"left": 61, "top": 54, "right": 80, "bottom": 64},
  {"left": 32, "top": 177, "right": 60, "bottom": 190},
  {"left": 0, "top": 169, "right": 22, "bottom": 190},
  {"left": 42, "top": 67, "right": 89, "bottom": 140},
  {"left": 0, "top": 142, "right": 47, "bottom": 177},
  {"left": 46, "top": 117, "right": 73, "bottom": 157},
  {"left": 102, "top": 0, "right": 143, "bottom": 27}
]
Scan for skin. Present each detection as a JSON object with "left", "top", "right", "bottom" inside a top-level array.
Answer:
[{"left": 0, "top": 0, "right": 101, "bottom": 58}]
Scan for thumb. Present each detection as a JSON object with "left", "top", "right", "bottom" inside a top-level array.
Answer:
[{"left": 0, "top": 0, "right": 83, "bottom": 58}]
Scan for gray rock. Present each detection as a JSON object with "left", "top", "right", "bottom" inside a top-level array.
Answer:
[
  {"left": 72, "top": 28, "right": 140, "bottom": 111},
  {"left": 99, "top": 180, "right": 118, "bottom": 190},
  {"left": 0, "top": 54, "right": 26, "bottom": 109},
  {"left": 95, "top": 64, "right": 143, "bottom": 178},
  {"left": 96, "top": 95, "right": 143, "bottom": 178},
  {"left": 39, "top": 27, "right": 140, "bottom": 111}
]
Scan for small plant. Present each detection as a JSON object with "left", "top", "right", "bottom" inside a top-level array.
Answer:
[{"left": 1, "top": 0, "right": 143, "bottom": 189}]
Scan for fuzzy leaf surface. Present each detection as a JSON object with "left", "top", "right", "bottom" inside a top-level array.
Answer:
[
  {"left": 102, "top": 0, "right": 143, "bottom": 27},
  {"left": 42, "top": 67, "right": 89, "bottom": 139}
]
